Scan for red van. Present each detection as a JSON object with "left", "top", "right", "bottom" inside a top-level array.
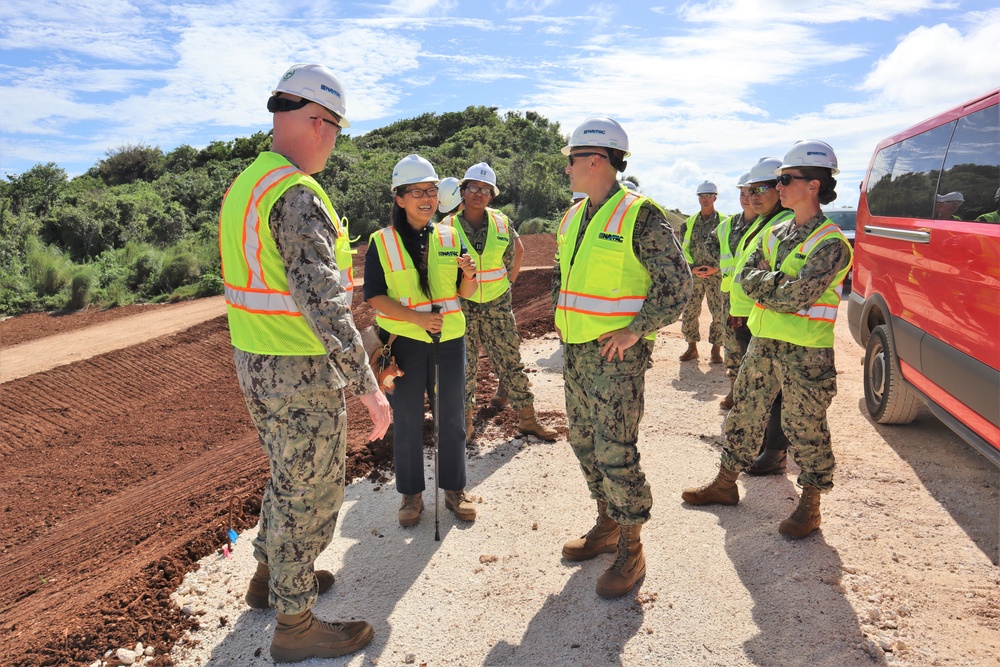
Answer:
[{"left": 848, "top": 87, "right": 1000, "bottom": 467}]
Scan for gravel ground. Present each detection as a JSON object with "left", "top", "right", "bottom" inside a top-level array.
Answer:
[{"left": 160, "top": 307, "right": 999, "bottom": 667}]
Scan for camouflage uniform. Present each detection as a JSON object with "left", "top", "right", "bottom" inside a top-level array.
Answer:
[
  {"left": 679, "top": 211, "right": 725, "bottom": 346},
  {"left": 720, "top": 212, "right": 850, "bottom": 491},
  {"left": 553, "top": 183, "right": 692, "bottom": 524},
  {"left": 233, "top": 186, "right": 378, "bottom": 615},
  {"left": 708, "top": 211, "right": 757, "bottom": 380},
  {"left": 458, "top": 217, "right": 533, "bottom": 411}
]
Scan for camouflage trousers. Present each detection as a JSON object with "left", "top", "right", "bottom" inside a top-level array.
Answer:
[
  {"left": 564, "top": 338, "right": 653, "bottom": 525},
  {"left": 681, "top": 272, "right": 725, "bottom": 345},
  {"left": 721, "top": 337, "right": 837, "bottom": 491},
  {"left": 720, "top": 292, "right": 743, "bottom": 380},
  {"left": 463, "top": 291, "right": 534, "bottom": 412},
  {"left": 235, "top": 351, "right": 347, "bottom": 616}
]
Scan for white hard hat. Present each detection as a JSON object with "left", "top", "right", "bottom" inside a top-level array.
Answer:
[
  {"left": 776, "top": 140, "right": 839, "bottom": 175},
  {"left": 936, "top": 191, "right": 964, "bottom": 203},
  {"left": 460, "top": 162, "right": 500, "bottom": 196},
  {"left": 696, "top": 180, "right": 718, "bottom": 195},
  {"left": 391, "top": 154, "right": 439, "bottom": 190},
  {"left": 572, "top": 192, "right": 588, "bottom": 201},
  {"left": 748, "top": 157, "right": 783, "bottom": 184},
  {"left": 271, "top": 63, "right": 350, "bottom": 128},
  {"left": 737, "top": 171, "right": 752, "bottom": 188},
  {"left": 437, "top": 177, "right": 462, "bottom": 213},
  {"left": 621, "top": 180, "right": 640, "bottom": 192},
  {"left": 561, "top": 117, "right": 631, "bottom": 158}
]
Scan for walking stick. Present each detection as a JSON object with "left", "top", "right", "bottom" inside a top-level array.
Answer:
[{"left": 430, "top": 305, "right": 442, "bottom": 542}]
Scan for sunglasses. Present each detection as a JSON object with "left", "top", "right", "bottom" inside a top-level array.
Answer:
[
  {"left": 465, "top": 184, "right": 493, "bottom": 195},
  {"left": 404, "top": 186, "right": 439, "bottom": 199},
  {"left": 568, "top": 152, "right": 608, "bottom": 166},
  {"left": 748, "top": 184, "right": 774, "bottom": 196},
  {"left": 310, "top": 116, "right": 342, "bottom": 136},
  {"left": 776, "top": 174, "right": 810, "bottom": 186}
]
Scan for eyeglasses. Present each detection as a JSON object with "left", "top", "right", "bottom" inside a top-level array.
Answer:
[
  {"left": 568, "top": 152, "right": 608, "bottom": 166},
  {"left": 404, "top": 186, "right": 439, "bottom": 199},
  {"left": 748, "top": 184, "right": 774, "bottom": 196},
  {"left": 310, "top": 116, "right": 342, "bottom": 135},
  {"left": 776, "top": 174, "right": 810, "bottom": 186},
  {"left": 465, "top": 184, "right": 493, "bottom": 195}
]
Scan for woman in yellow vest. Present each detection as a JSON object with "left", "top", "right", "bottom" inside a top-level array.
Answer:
[
  {"left": 365, "top": 155, "right": 479, "bottom": 527},
  {"left": 683, "top": 140, "right": 853, "bottom": 540}
]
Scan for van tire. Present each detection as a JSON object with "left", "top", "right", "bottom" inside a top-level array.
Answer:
[{"left": 864, "top": 324, "right": 921, "bottom": 424}]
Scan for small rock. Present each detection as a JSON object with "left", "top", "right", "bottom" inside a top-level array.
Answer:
[
  {"left": 134, "top": 642, "right": 143, "bottom": 655},
  {"left": 115, "top": 648, "right": 137, "bottom": 665},
  {"left": 479, "top": 554, "right": 498, "bottom": 564},
  {"left": 405, "top": 653, "right": 416, "bottom": 664},
  {"left": 181, "top": 605, "right": 195, "bottom": 616},
  {"left": 842, "top": 565, "right": 857, "bottom": 574},
  {"left": 89, "top": 661, "right": 102, "bottom": 667},
  {"left": 145, "top": 646, "right": 155, "bottom": 656},
  {"left": 531, "top": 522, "right": 538, "bottom": 530}
]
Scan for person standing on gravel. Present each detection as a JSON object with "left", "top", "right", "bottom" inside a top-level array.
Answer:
[
  {"left": 682, "top": 140, "right": 852, "bottom": 540},
  {"left": 554, "top": 117, "right": 691, "bottom": 599},
  {"left": 442, "top": 161, "right": 557, "bottom": 444},
  {"left": 219, "top": 63, "right": 391, "bottom": 663},
  {"left": 678, "top": 181, "right": 726, "bottom": 364}
]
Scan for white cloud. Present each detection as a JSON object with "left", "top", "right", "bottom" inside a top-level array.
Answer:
[
  {"left": 505, "top": 0, "right": 559, "bottom": 10},
  {"left": 679, "top": 0, "right": 950, "bottom": 25},
  {"left": 372, "top": 0, "right": 458, "bottom": 17}
]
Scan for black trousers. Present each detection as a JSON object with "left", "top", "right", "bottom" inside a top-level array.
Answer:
[{"left": 735, "top": 323, "right": 791, "bottom": 454}]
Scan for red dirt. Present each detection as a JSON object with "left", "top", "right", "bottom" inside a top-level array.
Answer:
[{"left": 0, "top": 235, "right": 558, "bottom": 666}]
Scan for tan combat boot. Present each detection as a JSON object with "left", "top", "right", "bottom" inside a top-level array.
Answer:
[
  {"left": 719, "top": 378, "right": 735, "bottom": 410},
  {"left": 517, "top": 406, "right": 558, "bottom": 440},
  {"left": 398, "top": 493, "right": 423, "bottom": 527},
  {"left": 710, "top": 344, "right": 723, "bottom": 364},
  {"left": 778, "top": 486, "right": 822, "bottom": 539},
  {"left": 596, "top": 524, "right": 646, "bottom": 599},
  {"left": 445, "top": 489, "right": 477, "bottom": 521},
  {"left": 245, "top": 562, "right": 335, "bottom": 610},
  {"left": 681, "top": 467, "right": 740, "bottom": 506},
  {"left": 270, "top": 609, "right": 373, "bottom": 663},
  {"left": 562, "top": 500, "right": 620, "bottom": 561},
  {"left": 489, "top": 383, "right": 509, "bottom": 408},
  {"left": 465, "top": 409, "right": 475, "bottom": 443},
  {"left": 679, "top": 342, "right": 698, "bottom": 361}
]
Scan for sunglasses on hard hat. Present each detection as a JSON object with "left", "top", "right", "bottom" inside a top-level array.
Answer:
[
  {"left": 568, "top": 152, "right": 608, "bottom": 166},
  {"left": 775, "top": 174, "right": 810, "bottom": 186},
  {"left": 747, "top": 184, "right": 775, "bottom": 196}
]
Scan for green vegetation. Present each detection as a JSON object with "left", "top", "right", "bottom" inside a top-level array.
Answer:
[{"left": 1, "top": 106, "right": 614, "bottom": 316}]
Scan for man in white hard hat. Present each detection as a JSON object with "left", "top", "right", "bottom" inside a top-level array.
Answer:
[
  {"left": 554, "top": 117, "right": 692, "bottom": 599},
  {"left": 442, "top": 162, "right": 557, "bottom": 442},
  {"left": 934, "top": 191, "right": 964, "bottom": 220},
  {"left": 678, "top": 180, "right": 726, "bottom": 363},
  {"left": 219, "top": 63, "right": 390, "bottom": 663}
]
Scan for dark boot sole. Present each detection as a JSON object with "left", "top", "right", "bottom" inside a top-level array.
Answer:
[{"left": 746, "top": 465, "right": 787, "bottom": 476}]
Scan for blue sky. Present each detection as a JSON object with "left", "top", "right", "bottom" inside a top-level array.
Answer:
[{"left": 1, "top": 0, "right": 998, "bottom": 214}]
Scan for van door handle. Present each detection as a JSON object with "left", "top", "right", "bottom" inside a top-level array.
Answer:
[{"left": 863, "top": 226, "right": 932, "bottom": 244}]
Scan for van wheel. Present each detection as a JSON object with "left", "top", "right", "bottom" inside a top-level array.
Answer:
[{"left": 864, "top": 324, "right": 920, "bottom": 424}]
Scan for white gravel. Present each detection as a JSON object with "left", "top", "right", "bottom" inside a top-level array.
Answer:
[{"left": 153, "top": 308, "right": 998, "bottom": 667}]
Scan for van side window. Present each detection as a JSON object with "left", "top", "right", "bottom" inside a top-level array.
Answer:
[
  {"left": 938, "top": 105, "right": 1000, "bottom": 222},
  {"left": 866, "top": 121, "right": 956, "bottom": 219}
]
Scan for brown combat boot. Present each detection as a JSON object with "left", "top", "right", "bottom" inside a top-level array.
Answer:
[
  {"left": 779, "top": 486, "right": 822, "bottom": 539},
  {"left": 596, "top": 524, "right": 646, "bottom": 599},
  {"left": 465, "top": 409, "right": 475, "bottom": 443},
  {"left": 517, "top": 406, "right": 558, "bottom": 440},
  {"left": 719, "top": 378, "right": 735, "bottom": 410},
  {"left": 679, "top": 342, "right": 698, "bottom": 361},
  {"left": 445, "top": 489, "right": 477, "bottom": 521},
  {"left": 681, "top": 467, "right": 740, "bottom": 506},
  {"left": 270, "top": 610, "right": 373, "bottom": 662},
  {"left": 489, "top": 383, "right": 509, "bottom": 408},
  {"left": 562, "top": 500, "right": 620, "bottom": 561},
  {"left": 710, "top": 345, "right": 723, "bottom": 364},
  {"left": 245, "top": 562, "right": 335, "bottom": 610},
  {"left": 398, "top": 493, "right": 423, "bottom": 527}
]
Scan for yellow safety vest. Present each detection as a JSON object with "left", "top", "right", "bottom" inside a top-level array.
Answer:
[
  {"left": 729, "top": 210, "right": 794, "bottom": 317},
  {"left": 442, "top": 208, "right": 511, "bottom": 303},
  {"left": 220, "top": 152, "right": 355, "bottom": 355},
  {"left": 748, "top": 220, "right": 853, "bottom": 348},
  {"left": 370, "top": 225, "right": 466, "bottom": 343},
  {"left": 717, "top": 214, "right": 737, "bottom": 292},
  {"left": 682, "top": 211, "right": 726, "bottom": 265},
  {"left": 556, "top": 189, "right": 655, "bottom": 344}
]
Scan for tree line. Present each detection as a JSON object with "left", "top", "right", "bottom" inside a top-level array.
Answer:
[{"left": 0, "top": 106, "right": 593, "bottom": 316}]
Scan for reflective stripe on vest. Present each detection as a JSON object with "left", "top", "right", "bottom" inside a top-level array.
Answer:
[
  {"left": 442, "top": 209, "right": 510, "bottom": 303},
  {"left": 556, "top": 190, "right": 654, "bottom": 343},
  {"left": 729, "top": 210, "right": 793, "bottom": 316},
  {"left": 370, "top": 225, "right": 466, "bottom": 343},
  {"left": 220, "top": 152, "right": 352, "bottom": 355},
  {"left": 748, "top": 220, "right": 853, "bottom": 348},
  {"left": 717, "top": 214, "right": 736, "bottom": 292}
]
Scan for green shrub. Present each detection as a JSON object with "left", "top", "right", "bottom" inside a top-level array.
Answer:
[
  {"left": 67, "top": 268, "right": 97, "bottom": 310},
  {"left": 157, "top": 251, "right": 200, "bottom": 292},
  {"left": 25, "top": 239, "right": 72, "bottom": 296},
  {"left": 195, "top": 272, "right": 224, "bottom": 298}
]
